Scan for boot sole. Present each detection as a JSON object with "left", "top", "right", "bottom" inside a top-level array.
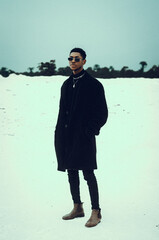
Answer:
[{"left": 62, "top": 213, "right": 85, "bottom": 220}]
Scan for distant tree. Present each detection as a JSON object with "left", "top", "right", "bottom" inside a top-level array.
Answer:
[
  {"left": 86, "top": 67, "right": 96, "bottom": 77},
  {"left": 150, "top": 65, "right": 159, "bottom": 76},
  {"left": 96, "top": 67, "right": 110, "bottom": 78},
  {"left": 57, "top": 66, "right": 72, "bottom": 76},
  {"left": 28, "top": 67, "right": 34, "bottom": 73},
  {"left": 38, "top": 60, "right": 56, "bottom": 76},
  {"left": 0, "top": 67, "right": 10, "bottom": 77},
  {"left": 109, "top": 66, "right": 114, "bottom": 72},
  {"left": 151, "top": 65, "right": 157, "bottom": 71},
  {"left": 27, "top": 67, "right": 34, "bottom": 76},
  {"left": 139, "top": 61, "right": 147, "bottom": 72},
  {"left": 2, "top": 60, "right": 159, "bottom": 79},
  {"left": 125, "top": 69, "right": 135, "bottom": 78},
  {"left": 120, "top": 66, "right": 129, "bottom": 77},
  {"left": 154, "top": 65, "right": 159, "bottom": 78},
  {"left": 109, "top": 66, "right": 118, "bottom": 78},
  {"left": 121, "top": 66, "right": 129, "bottom": 72},
  {"left": 145, "top": 65, "right": 159, "bottom": 78},
  {"left": 9, "top": 70, "right": 15, "bottom": 75},
  {"left": 93, "top": 64, "right": 100, "bottom": 72}
]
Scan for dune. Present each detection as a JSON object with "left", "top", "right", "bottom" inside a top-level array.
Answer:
[{"left": 0, "top": 74, "right": 159, "bottom": 240}]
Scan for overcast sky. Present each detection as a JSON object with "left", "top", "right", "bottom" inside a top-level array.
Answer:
[{"left": 1, "top": 0, "right": 159, "bottom": 72}]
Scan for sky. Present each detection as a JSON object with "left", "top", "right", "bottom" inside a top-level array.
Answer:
[{"left": 0, "top": 0, "right": 159, "bottom": 72}]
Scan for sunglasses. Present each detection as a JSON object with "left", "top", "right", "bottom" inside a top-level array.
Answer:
[{"left": 68, "top": 57, "right": 82, "bottom": 62}]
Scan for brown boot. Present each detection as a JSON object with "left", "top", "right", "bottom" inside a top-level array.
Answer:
[
  {"left": 62, "top": 203, "right": 85, "bottom": 220},
  {"left": 85, "top": 209, "right": 102, "bottom": 227}
]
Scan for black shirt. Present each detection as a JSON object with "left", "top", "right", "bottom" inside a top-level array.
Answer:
[{"left": 66, "top": 69, "right": 85, "bottom": 114}]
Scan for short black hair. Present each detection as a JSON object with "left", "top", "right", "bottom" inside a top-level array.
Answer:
[{"left": 70, "top": 48, "right": 86, "bottom": 60}]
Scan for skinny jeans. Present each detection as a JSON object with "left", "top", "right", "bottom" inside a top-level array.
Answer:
[{"left": 67, "top": 169, "right": 100, "bottom": 210}]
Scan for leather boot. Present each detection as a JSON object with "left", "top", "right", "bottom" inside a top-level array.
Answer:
[
  {"left": 85, "top": 209, "right": 102, "bottom": 227},
  {"left": 62, "top": 203, "right": 85, "bottom": 220}
]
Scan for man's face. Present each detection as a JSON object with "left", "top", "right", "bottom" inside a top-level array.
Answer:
[{"left": 68, "top": 52, "right": 86, "bottom": 72}]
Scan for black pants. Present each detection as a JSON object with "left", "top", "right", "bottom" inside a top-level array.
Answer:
[{"left": 67, "top": 169, "right": 100, "bottom": 210}]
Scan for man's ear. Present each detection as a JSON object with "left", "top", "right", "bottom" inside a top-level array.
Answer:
[{"left": 83, "top": 59, "right": 86, "bottom": 65}]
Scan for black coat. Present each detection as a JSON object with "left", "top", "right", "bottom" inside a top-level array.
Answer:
[{"left": 54, "top": 70, "right": 108, "bottom": 172}]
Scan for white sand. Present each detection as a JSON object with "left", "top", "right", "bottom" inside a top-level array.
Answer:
[{"left": 0, "top": 74, "right": 159, "bottom": 240}]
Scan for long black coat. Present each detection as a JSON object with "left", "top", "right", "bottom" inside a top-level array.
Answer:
[{"left": 54, "top": 71, "right": 108, "bottom": 172}]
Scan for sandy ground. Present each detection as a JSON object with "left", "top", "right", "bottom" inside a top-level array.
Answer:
[{"left": 0, "top": 74, "right": 159, "bottom": 240}]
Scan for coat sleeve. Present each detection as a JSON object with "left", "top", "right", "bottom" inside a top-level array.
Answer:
[
  {"left": 54, "top": 83, "right": 67, "bottom": 172},
  {"left": 86, "top": 81, "right": 108, "bottom": 137},
  {"left": 55, "top": 83, "right": 66, "bottom": 130}
]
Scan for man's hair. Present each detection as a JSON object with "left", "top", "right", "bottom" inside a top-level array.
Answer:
[{"left": 70, "top": 48, "right": 87, "bottom": 60}]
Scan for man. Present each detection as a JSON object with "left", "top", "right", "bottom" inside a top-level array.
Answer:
[{"left": 54, "top": 48, "right": 108, "bottom": 227}]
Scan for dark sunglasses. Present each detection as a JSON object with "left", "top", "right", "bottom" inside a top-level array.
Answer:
[{"left": 68, "top": 57, "right": 82, "bottom": 62}]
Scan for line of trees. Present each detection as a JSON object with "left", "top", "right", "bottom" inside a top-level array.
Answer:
[{"left": 0, "top": 60, "right": 159, "bottom": 78}]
